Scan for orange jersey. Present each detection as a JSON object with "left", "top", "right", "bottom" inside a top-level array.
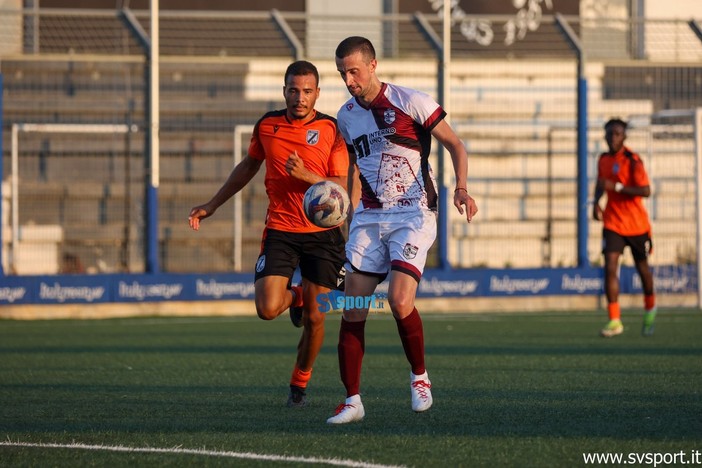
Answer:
[
  {"left": 597, "top": 146, "right": 651, "bottom": 236},
  {"left": 248, "top": 109, "right": 349, "bottom": 233}
]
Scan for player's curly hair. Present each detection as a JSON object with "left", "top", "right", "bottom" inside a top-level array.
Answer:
[
  {"left": 335, "top": 36, "right": 376, "bottom": 61},
  {"left": 285, "top": 60, "right": 319, "bottom": 86},
  {"left": 604, "top": 117, "right": 628, "bottom": 130}
]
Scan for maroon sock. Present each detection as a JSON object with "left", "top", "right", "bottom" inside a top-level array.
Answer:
[
  {"left": 395, "top": 308, "right": 426, "bottom": 375},
  {"left": 338, "top": 318, "right": 366, "bottom": 397}
]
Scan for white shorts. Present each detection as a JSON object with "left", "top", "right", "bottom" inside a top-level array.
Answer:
[{"left": 345, "top": 209, "right": 437, "bottom": 282}]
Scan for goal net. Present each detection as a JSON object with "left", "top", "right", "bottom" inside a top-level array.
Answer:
[
  {"left": 622, "top": 108, "right": 701, "bottom": 308},
  {"left": 6, "top": 123, "right": 137, "bottom": 275}
]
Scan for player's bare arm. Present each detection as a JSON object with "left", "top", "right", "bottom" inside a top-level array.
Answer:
[
  {"left": 431, "top": 120, "right": 478, "bottom": 222},
  {"left": 188, "top": 155, "right": 263, "bottom": 231},
  {"left": 592, "top": 202, "right": 604, "bottom": 221},
  {"left": 345, "top": 147, "right": 361, "bottom": 206},
  {"left": 345, "top": 160, "right": 361, "bottom": 224},
  {"left": 285, "top": 151, "right": 346, "bottom": 189},
  {"left": 592, "top": 179, "right": 605, "bottom": 221},
  {"left": 602, "top": 179, "right": 651, "bottom": 197}
]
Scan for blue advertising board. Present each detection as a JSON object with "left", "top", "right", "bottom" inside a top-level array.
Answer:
[{"left": 0, "top": 265, "right": 696, "bottom": 305}]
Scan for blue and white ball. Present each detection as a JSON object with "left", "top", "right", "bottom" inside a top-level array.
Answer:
[{"left": 303, "top": 181, "right": 350, "bottom": 228}]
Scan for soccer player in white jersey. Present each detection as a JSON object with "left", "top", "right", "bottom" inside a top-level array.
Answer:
[{"left": 326, "top": 36, "right": 478, "bottom": 424}]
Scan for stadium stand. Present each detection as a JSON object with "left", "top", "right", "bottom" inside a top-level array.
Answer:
[{"left": 1, "top": 8, "right": 699, "bottom": 274}]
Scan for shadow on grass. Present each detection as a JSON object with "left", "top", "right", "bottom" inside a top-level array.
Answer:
[{"left": 2, "top": 379, "right": 700, "bottom": 441}]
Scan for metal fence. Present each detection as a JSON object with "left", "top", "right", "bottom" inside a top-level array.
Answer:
[{"left": 1, "top": 8, "right": 701, "bottom": 280}]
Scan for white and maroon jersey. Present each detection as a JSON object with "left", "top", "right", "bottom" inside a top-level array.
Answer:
[{"left": 337, "top": 82, "right": 446, "bottom": 213}]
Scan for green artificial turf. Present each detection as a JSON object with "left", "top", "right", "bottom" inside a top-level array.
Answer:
[{"left": 1, "top": 309, "right": 700, "bottom": 467}]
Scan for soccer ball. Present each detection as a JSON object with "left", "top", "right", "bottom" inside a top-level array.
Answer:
[{"left": 303, "top": 181, "right": 350, "bottom": 228}]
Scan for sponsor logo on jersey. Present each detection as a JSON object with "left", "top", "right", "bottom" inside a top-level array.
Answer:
[
  {"left": 273, "top": 125, "right": 280, "bottom": 134},
  {"left": 306, "top": 129, "right": 319, "bottom": 145},
  {"left": 384, "top": 109, "right": 396, "bottom": 124}
]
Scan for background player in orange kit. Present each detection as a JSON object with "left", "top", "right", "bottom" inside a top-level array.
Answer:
[
  {"left": 593, "top": 117, "right": 656, "bottom": 338},
  {"left": 189, "top": 60, "right": 349, "bottom": 406}
]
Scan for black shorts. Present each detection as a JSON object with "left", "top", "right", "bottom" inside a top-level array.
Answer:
[
  {"left": 254, "top": 228, "right": 346, "bottom": 291},
  {"left": 602, "top": 228, "right": 653, "bottom": 261}
]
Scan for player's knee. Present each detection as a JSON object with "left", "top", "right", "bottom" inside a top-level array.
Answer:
[
  {"left": 256, "top": 307, "right": 277, "bottom": 321},
  {"left": 304, "top": 308, "right": 326, "bottom": 328},
  {"left": 254, "top": 298, "right": 280, "bottom": 320},
  {"left": 387, "top": 294, "right": 414, "bottom": 317}
]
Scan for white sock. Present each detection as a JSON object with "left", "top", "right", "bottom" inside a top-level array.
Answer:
[{"left": 346, "top": 394, "right": 362, "bottom": 405}]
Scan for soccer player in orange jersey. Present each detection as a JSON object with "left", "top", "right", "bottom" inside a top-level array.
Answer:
[
  {"left": 593, "top": 118, "right": 656, "bottom": 338},
  {"left": 189, "top": 61, "right": 349, "bottom": 406}
]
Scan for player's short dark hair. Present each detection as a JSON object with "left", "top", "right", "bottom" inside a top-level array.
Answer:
[
  {"left": 335, "top": 36, "right": 376, "bottom": 61},
  {"left": 604, "top": 117, "right": 628, "bottom": 130},
  {"left": 285, "top": 60, "right": 319, "bottom": 86}
]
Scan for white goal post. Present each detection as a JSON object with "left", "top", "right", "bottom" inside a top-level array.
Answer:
[
  {"left": 8, "top": 123, "right": 136, "bottom": 273},
  {"left": 233, "top": 124, "right": 255, "bottom": 272},
  {"left": 647, "top": 108, "right": 702, "bottom": 308},
  {"left": 696, "top": 108, "right": 702, "bottom": 308}
]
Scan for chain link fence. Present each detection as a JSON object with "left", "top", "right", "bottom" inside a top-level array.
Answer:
[{"left": 1, "top": 7, "right": 700, "bottom": 278}]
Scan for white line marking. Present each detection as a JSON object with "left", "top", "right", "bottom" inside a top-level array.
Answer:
[{"left": 0, "top": 441, "right": 405, "bottom": 468}]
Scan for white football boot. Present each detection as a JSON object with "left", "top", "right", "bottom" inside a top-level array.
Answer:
[
  {"left": 326, "top": 394, "right": 365, "bottom": 424},
  {"left": 410, "top": 371, "right": 433, "bottom": 412}
]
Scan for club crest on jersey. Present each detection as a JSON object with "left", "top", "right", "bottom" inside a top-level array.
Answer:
[
  {"left": 384, "top": 109, "right": 396, "bottom": 125},
  {"left": 306, "top": 129, "right": 320, "bottom": 145},
  {"left": 403, "top": 243, "right": 418, "bottom": 260},
  {"left": 346, "top": 103, "right": 354, "bottom": 111},
  {"left": 613, "top": 163, "right": 620, "bottom": 174}
]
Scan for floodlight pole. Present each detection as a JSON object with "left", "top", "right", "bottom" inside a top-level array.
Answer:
[
  {"left": 146, "top": 0, "right": 160, "bottom": 273},
  {"left": 120, "top": 3, "right": 160, "bottom": 273},
  {"left": 413, "top": 2, "right": 452, "bottom": 270},
  {"left": 696, "top": 108, "right": 702, "bottom": 309},
  {"left": 555, "top": 13, "right": 589, "bottom": 268},
  {"left": 10, "top": 125, "right": 18, "bottom": 275},
  {"left": 439, "top": 0, "right": 451, "bottom": 270},
  {"left": 0, "top": 73, "right": 3, "bottom": 276}
]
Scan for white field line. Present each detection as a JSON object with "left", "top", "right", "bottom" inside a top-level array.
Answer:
[{"left": 0, "top": 441, "right": 406, "bottom": 468}]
